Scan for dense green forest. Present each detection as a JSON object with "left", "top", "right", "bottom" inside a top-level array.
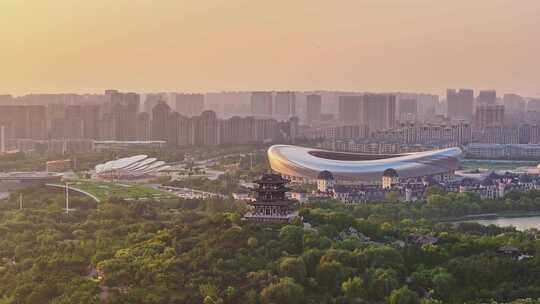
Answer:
[
  {"left": 345, "top": 187, "right": 540, "bottom": 220},
  {"left": 1, "top": 187, "right": 540, "bottom": 303}
]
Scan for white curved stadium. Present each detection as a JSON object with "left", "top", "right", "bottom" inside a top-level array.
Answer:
[
  {"left": 95, "top": 155, "right": 170, "bottom": 179},
  {"left": 268, "top": 145, "right": 462, "bottom": 182}
]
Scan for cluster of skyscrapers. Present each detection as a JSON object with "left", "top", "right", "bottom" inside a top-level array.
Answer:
[
  {"left": 250, "top": 91, "right": 297, "bottom": 120},
  {"left": 446, "top": 89, "right": 540, "bottom": 128},
  {"left": 0, "top": 90, "right": 299, "bottom": 153},
  {"left": 338, "top": 94, "right": 397, "bottom": 131},
  {"left": 1, "top": 88, "right": 539, "bottom": 154},
  {"left": 316, "top": 89, "right": 540, "bottom": 152},
  {"left": 146, "top": 101, "right": 297, "bottom": 146}
]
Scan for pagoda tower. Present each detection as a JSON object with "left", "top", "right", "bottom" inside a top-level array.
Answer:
[{"left": 243, "top": 173, "right": 298, "bottom": 223}]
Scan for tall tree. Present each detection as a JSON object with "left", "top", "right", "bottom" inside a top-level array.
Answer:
[
  {"left": 388, "top": 286, "right": 420, "bottom": 304},
  {"left": 260, "top": 278, "right": 304, "bottom": 304}
]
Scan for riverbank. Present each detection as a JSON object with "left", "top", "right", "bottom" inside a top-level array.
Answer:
[
  {"left": 437, "top": 211, "right": 540, "bottom": 231},
  {"left": 439, "top": 211, "right": 540, "bottom": 223}
]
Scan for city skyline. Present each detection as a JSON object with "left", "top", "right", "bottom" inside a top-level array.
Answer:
[
  {"left": 1, "top": 0, "right": 540, "bottom": 96},
  {"left": 3, "top": 2, "right": 540, "bottom": 303}
]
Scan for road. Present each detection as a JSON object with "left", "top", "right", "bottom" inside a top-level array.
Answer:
[{"left": 156, "top": 185, "right": 226, "bottom": 199}]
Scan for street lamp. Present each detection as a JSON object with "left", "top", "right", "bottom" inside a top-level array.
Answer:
[{"left": 65, "top": 182, "right": 70, "bottom": 215}]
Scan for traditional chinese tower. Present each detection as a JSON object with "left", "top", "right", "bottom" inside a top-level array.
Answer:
[{"left": 243, "top": 173, "right": 297, "bottom": 223}]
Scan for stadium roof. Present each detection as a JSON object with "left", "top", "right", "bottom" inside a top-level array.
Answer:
[
  {"left": 268, "top": 145, "right": 462, "bottom": 182},
  {"left": 95, "top": 155, "right": 169, "bottom": 179}
]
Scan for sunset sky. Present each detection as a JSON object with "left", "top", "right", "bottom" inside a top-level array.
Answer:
[{"left": 1, "top": 0, "right": 539, "bottom": 96}]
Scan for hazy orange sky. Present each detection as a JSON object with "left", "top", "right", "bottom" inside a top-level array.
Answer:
[{"left": 1, "top": 0, "right": 539, "bottom": 96}]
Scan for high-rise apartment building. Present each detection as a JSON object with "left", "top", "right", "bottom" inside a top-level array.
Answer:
[
  {"left": 98, "top": 113, "right": 114, "bottom": 140},
  {"left": 447, "top": 89, "right": 474, "bottom": 121},
  {"left": 0, "top": 95, "right": 301, "bottom": 150},
  {"left": 109, "top": 92, "right": 140, "bottom": 141},
  {"left": 11, "top": 106, "right": 29, "bottom": 139},
  {"left": 0, "top": 125, "right": 5, "bottom": 153},
  {"left": 218, "top": 116, "right": 297, "bottom": 145},
  {"left": 192, "top": 110, "right": 219, "bottom": 146},
  {"left": 362, "top": 94, "right": 396, "bottom": 131},
  {"left": 274, "top": 91, "right": 296, "bottom": 119},
  {"left": 0, "top": 95, "right": 13, "bottom": 105},
  {"left": 177, "top": 115, "right": 192, "bottom": 146},
  {"left": 46, "top": 103, "right": 67, "bottom": 134},
  {"left": 338, "top": 94, "right": 396, "bottom": 131},
  {"left": 27, "top": 105, "right": 47, "bottom": 140},
  {"left": 475, "top": 104, "right": 504, "bottom": 130},
  {"left": 519, "top": 124, "right": 532, "bottom": 144},
  {"left": 47, "top": 103, "right": 100, "bottom": 140},
  {"left": 527, "top": 99, "right": 540, "bottom": 112},
  {"left": 331, "top": 125, "right": 369, "bottom": 140},
  {"left": 250, "top": 92, "right": 273, "bottom": 117},
  {"left": 530, "top": 125, "right": 540, "bottom": 144},
  {"left": 49, "top": 118, "right": 67, "bottom": 139},
  {"left": 82, "top": 105, "right": 101, "bottom": 139},
  {"left": 254, "top": 118, "right": 279, "bottom": 142},
  {"left": 398, "top": 96, "right": 417, "bottom": 122},
  {"left": 104, "top": 89, "right": 119, "bottom": 97},
  {"left": 167, "top": 112, "right": 181, "bottom": 147},
  {"left": 338, "top": 96, "right": 362, "bottom": 124},
  {"left": 64, "top": 105, "right": 84, "bottom": 139},
  {"left": 399, "top": 98, "right": 417, "bottom": 115},
  {"left": 136, "top": 112, "right": 151, "bottom": 141},
  {"left": 417, "top": 94, "right": 439, "bottom": 121},
  {"left": 175, "top": 93, "right": 204, "bottom": 117},
  {"left": 478, "top": 126, "right": 518, "bottom": 144},
  {"left": 477, "top": 90, "right": 497, "bottom": 105},
  {"left": 280, "top": 117, "right": 299, "bottom": 141},
  {"left": 503, "top": 94, "right": 526, "bottom": 114},
  {"left": 0, "top": 105, "right": 46, "bottom": 140},
  {"left": 373, "top": 121, "right": 472, "bottom": 145},
  {"left": 220, "top": 116, "right": 254, "bottom": 145},
  {"left": 143, "top": 93, "right": 163, "bottom": 114},
  {"left": 151, "top": 101, "right": 171, "bottom": 141},
  {"left": 0, "top": 108, "right": 10, "bottom": 152},
  {"left": 306, "top": 94, "right": 322, "bottom": 124}
]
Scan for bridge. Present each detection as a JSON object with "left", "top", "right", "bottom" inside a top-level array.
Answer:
[{"left": 0, "top": 172, "right": 63, "bottom": 183}]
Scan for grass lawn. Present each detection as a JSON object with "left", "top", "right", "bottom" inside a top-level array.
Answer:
[
  {"left": 65, "top": 180, "right": 177, "bottom": 202},
  {"left": 461, "top": 160, "right": 538, "bottom": 171}
]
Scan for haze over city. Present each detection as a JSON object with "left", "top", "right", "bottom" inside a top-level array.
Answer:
[
  {"left": 1, "top": 0, "right": 540, "bottom": 96},
  {"left": 4, "top": 2, "right": 540, "bottom": 304}
]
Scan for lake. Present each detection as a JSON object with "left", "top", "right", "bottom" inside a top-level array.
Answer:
[{"left": 464, "top": 216, "right": 540, "bottom": 231}]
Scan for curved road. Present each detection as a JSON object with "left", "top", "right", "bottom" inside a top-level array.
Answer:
[{"left": 46, "top": 184, "right": 101, "bottom": 203}]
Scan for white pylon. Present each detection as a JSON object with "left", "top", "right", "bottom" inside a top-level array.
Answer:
[{"left": 65, "top": 183, "right": 69, "bottom": 215}]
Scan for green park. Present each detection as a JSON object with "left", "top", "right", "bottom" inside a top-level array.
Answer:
[{"left": 62, "top": 180, "right": 177, "bottom": 202}]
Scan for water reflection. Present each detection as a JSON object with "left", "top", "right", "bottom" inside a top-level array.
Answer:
[{"left": 465, "top": 216, "right": 540, "bottom": 231}]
